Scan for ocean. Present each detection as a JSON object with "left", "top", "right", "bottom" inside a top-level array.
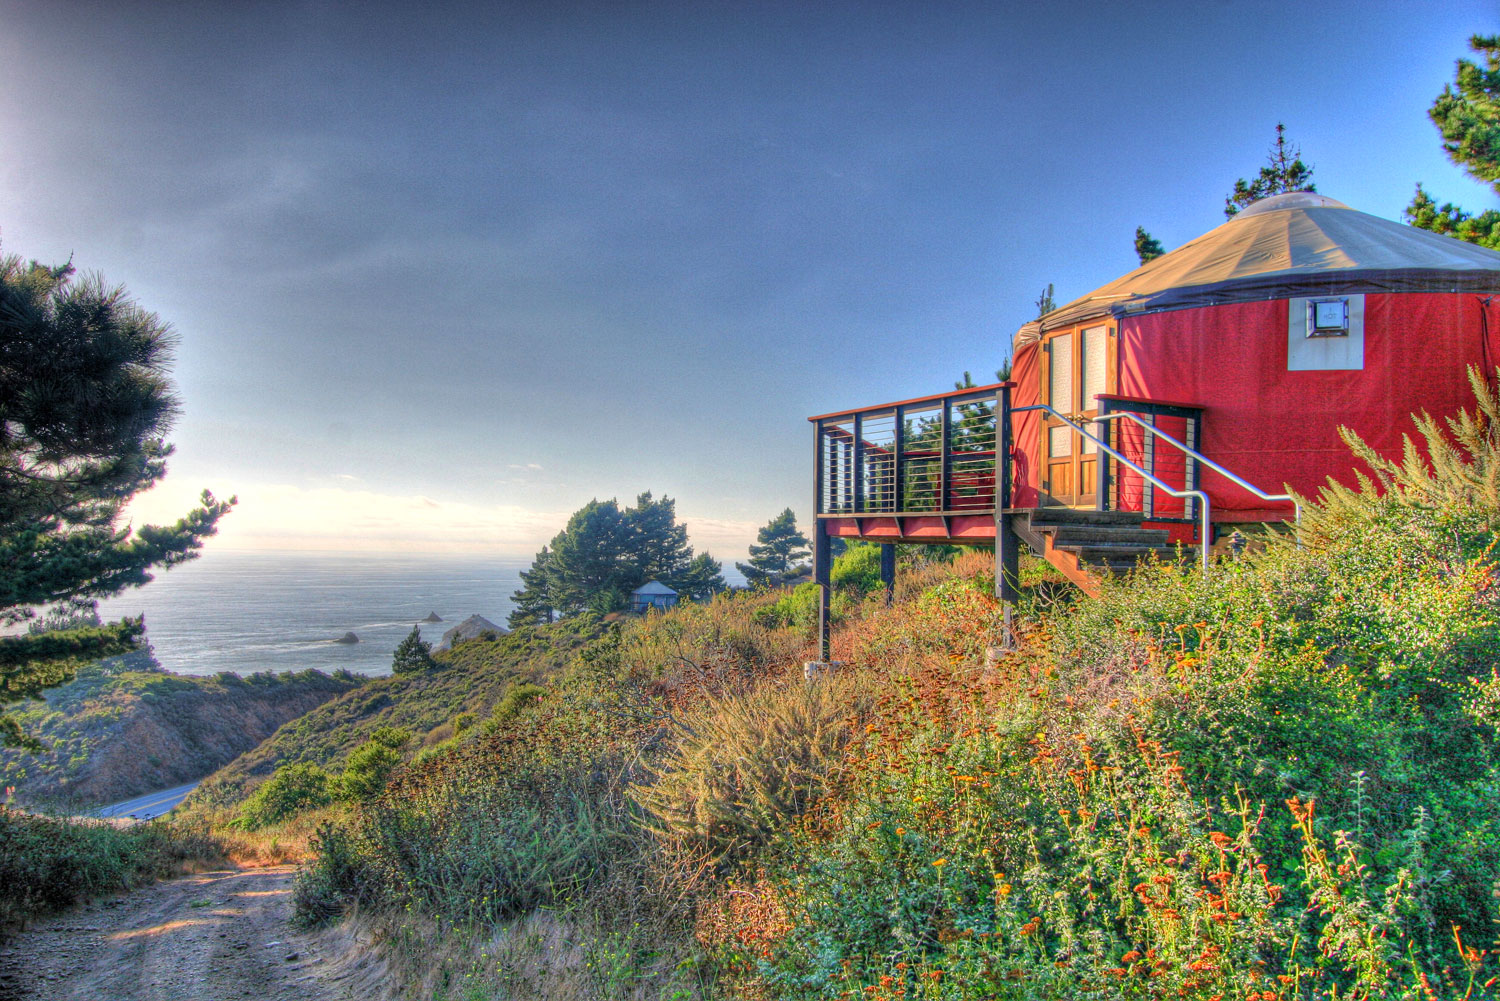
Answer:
[{"left": 95, "top": 551, "right": 527, "bottom": 678}]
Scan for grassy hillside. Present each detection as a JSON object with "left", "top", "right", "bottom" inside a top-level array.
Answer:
[
  {"left": 188, "top": 613, "right": 608, "bottom": 810},
  {"left": 262, "top": 383, "right": 1500, "bottom": 1000},
  {"left": 0, "top": 661, "right": 363, "bottom": 809}
]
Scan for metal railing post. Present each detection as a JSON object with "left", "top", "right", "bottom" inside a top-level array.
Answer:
[
  {"left": 1096, "top": 398, "right": 1113, "bottom": 512},
  {"left": 939, "top": 402, "right": 951, "bottom": 512},
  {"left": 892, "top": 404, "right": 905, "bottom": 513},
  {"left": 852, "top": 413, "right": 865, "bottom": 514}
]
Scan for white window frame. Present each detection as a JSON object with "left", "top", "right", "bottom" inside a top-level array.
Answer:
[{"left": 1288, "top": 294, "right": 1364, "bottom": 371}]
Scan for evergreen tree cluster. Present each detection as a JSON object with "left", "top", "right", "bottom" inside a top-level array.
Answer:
[
  {"left": 509, "top": 492, "right": 725, "bottom": 626},
  {"left": 0, "top": 252, "right": 233, "bottom": 748},
  {"left": 1406, "top": 34, "right": 1500, "bottom": 249}
]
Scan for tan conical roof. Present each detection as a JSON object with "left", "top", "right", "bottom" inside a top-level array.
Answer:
[{"left": 1018, "top": 193, "right": 1500, "bottom": 346}]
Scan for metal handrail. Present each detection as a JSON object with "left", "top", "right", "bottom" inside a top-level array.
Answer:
[
  {"left": 1014, "top": 404, "right": 1212, "bottom": 570},
  {"left": 1095, "top": 411, "right": 1302, "bottom": 525}
]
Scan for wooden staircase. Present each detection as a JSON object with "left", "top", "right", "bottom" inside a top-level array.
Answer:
[{"left": 1010, "top": 507, "right": 1180, "bottom": 597}]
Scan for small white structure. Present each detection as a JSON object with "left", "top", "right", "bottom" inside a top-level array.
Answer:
[
  {"left": 630, "top": 581, "right": 679, "bottom": 613},
  {"left": 436, "top": 614, "right": 505, "bottom": 651}
]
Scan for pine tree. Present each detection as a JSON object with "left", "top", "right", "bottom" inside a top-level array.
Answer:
[
  {"left": 1224, "top": 123, "right": 1316, "bottom": 218},
  {"left": 391, "top": 626, "right": 438, "bottom": 674},
  {"left": 1034, "top": 283, "right": 1056, "bottom": 318},
  {"left": 1134, "top": 226, "right": 1166, "bottom": 264},
  {"left": 1405, "top": 35, "right": 1500, "bottom": 249},
  {"left": 0, "top": 252, "right": 233, "bottom": 748},
  {"left": 675, "top": 551, "right": 729, "bottom": 601},
  {"left": 508, "top": 493, "right": 723, "bottom": 621},
  {"left": 736, "top": 509, "right": 810, "bottom": 587},
  {"left": 507, "top": 545, "right": 556, "bottom": 628}
]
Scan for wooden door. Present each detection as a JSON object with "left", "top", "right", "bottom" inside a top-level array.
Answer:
[{"left": 1039, "top": 324, "right": 1114, "bottom": 507}]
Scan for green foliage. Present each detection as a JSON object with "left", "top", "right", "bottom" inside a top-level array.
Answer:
[
  {"left": 1224, "top": 122, "right": 1315, "bottom": 217},
  {"left": 736, "top": 508, "right": 811, "bottom": 588},
  {"left": 339, "top": 741, "right": 402, "bottom": 801},
  {"left": 367, "top": 725, "right": 412, "bottom": 749},
  {"left": 0, "top": 811, "right": 221, "bottom": 933},
  {"left": 1407, "top": 35, "right": 1500, "bottom": 248},
  {"left": 509, "top": 493, "right": 724, "bottom": 626},
  {"left": 390, "top": 626, "right": 438, "bottom": 675},
  {"left": 831, "top": 540, "right": 884, "bottom": 598},
  {"left": 633, "top": 677, "right": 865, "bottom": 859},
  {"left": 1034, "top": 283, "right": 1055, "bottom": 318},
  {"left": 188, "top": 614, "right": 607, "bottom": 812},
  {"left": 0, "top": 250, "right": 235, "bottom": 746},
  {"left": 488, "top": 682, "right": 546, "bottom": 728},
  {"left": 1134, "top": 225, "right": 1166, "bottom": 264},
  {"left": 1405, "top": 184, "right": 1500, "bottom": 249},
  {"left": 235, "top": 762, "right": 334, "bottom": 830},
  {"left": 1296, "top": 364, "right": 1500, "bottom": 545}
]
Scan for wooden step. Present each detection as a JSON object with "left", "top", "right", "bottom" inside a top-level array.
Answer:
[
  {"left": 1058, "top": 543, "right": 1179, "bottom": 559},
  {"left": 1026, "top": 507, "right": 1144, "bottom": 528},
  {"left": 1048, "top": 526, "right": 1170, "bottom": 546}
]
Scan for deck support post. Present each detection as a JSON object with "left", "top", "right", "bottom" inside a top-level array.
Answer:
[
  {"left": 996, "top": 384, "right": 1020, "bottom": 649},
  {"left": 815, "top": 517, "right": 832, "bottom": 662},
  {"left": 880, "top": 542, "right": 896, "bottom": 607},
  {"left": 813, "top": 420, "right": 833, "bottom": 664}
]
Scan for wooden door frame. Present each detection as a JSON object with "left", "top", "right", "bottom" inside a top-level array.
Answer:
[{"left": 1037, "top": 320, "right": 1119, "bottom": 507}]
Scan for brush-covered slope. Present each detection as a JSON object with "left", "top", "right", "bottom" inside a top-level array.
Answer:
[
  {"left": 0, "top": 660, "right": 364, "bottom": 809},
  {"left": 190, "top": 614, "right": 609, "bottom": 808}
]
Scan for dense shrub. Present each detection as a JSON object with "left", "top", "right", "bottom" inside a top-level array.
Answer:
[
  {"left": 0, "top": 811, "right": 221, "bottom": 933},
  {"left": 235, "top": 761, "right": 334, "bottom": 829}
]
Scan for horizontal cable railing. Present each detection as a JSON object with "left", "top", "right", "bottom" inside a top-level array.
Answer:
[{"left": 813, "top": 384, "right": 1008, "bottom": 518}]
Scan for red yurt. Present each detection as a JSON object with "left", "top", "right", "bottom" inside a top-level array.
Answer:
[{"left": 1009, "top": 191, "right": 1500, "bottom": 528}]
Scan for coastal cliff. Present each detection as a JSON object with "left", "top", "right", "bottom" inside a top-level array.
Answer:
[{"left": 0, "top": 662, "right": 364, "bottom": 809}]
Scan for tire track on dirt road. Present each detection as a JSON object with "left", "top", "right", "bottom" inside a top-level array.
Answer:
[{"left": 0, "top": 865, "right": 367, "bottom": 1001}]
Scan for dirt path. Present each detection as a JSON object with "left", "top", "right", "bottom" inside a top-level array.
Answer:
[{"left": 0, "top": 866, "right": 366, "bottom": 1001}]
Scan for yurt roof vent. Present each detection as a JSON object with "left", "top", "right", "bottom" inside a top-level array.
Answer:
[{"left": 1234, "top": 191, "right": 1350, "bottom": 217}]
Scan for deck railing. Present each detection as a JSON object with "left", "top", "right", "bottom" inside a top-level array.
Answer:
[{"left": 811, "top": 383, "right": 1011, "bottom": 517}]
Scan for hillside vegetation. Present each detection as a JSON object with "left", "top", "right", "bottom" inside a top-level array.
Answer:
[
  {"left": 195, "top": 375, "right": 1500, "bottom": 999},
  {"left": 188, "top": 614, "right": 606, "bottom": 811},
  {"left": 0, "top": 660, "right": 362, "bottom": 809}
]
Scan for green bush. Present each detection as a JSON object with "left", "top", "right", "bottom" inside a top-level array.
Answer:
[
  {"left": 235, "top": 762, "right": 334, "bottom": 829},
  {"left": 831, "top": 540, "right": 883, "bottom": 597},
  {"left": 487, "top": 682, "right": 546, "bottom": 729},
  {"left": 338, "top": 741, "right": 402, "bottom": 801}
]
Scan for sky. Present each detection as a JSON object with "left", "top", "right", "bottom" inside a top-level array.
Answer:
[{"left": 1, "top": 0, "right": 1496, "bottom": 566}]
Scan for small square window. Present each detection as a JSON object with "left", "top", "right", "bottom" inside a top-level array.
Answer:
[{"left": 1307, "top": 298, "right": 1349, "bottom": 337}]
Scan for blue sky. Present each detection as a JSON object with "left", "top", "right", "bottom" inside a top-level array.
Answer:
[{"left": 1, "top": 0, "right": 1495, "bottom": 565}]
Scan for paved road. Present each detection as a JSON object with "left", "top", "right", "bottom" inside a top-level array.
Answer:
[{"left": 94, "top": 781, "right": 200, "bottom": 821}]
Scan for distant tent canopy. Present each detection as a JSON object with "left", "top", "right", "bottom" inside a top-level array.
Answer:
[
  {"left": 630, "top": 580, "right": 679, "bottom": 613},
  {"left": 1008, "top": 191, "right": 1500, "bottom": 519}
]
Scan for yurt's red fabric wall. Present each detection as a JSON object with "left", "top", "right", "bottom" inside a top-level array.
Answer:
[
  {"left": 1118, "top": 292, "right": 1500, "bottom": 516},
  {"left": 1010, "top": 341, "right": 1041, "bottom": 508}
]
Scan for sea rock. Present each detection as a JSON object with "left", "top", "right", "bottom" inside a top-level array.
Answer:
[
  {"left": 421, "top": 611, "right": 443, "bottom": 623},
  {"left": 435, "top": 615, "right": 506, "bottom": 652},
  {"left": 333, "top": 632, "right": 359, "bottom": 645}
]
